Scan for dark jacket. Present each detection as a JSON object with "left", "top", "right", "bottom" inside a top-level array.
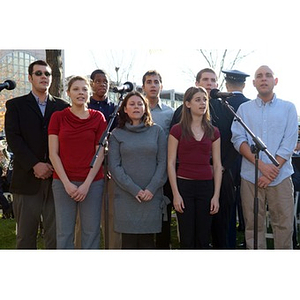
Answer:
[{"left": 4, "top": 92, "right": 69, "bottom": 194}]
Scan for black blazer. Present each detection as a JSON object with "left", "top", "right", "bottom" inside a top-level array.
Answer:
[{"left": 4, "top": 92, "right": 69, "bottom": 194}]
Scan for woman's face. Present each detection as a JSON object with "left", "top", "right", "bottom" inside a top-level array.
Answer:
[
  {"left": 124, "top": 95, "right": 145, "bottom": 124},
  {"left": 67, "top": 80, "right": 89, "bottom": 106},
  {"left": 185, "top": 91, "right": 208, "bottom": 116}
]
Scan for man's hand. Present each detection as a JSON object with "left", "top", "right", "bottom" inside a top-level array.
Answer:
[{"left": 33, "top": 162, "right": 53, "bottom": 179}]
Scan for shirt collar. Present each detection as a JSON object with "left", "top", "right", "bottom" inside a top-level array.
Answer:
[
  {"left": 150, "top": 98, "right": 163, "bottom": 110},
  {"left": 256, "top": 93, "right": 277, "bottom": 107},
  {"left": 31, "top": 91, "right": 48, "bottom": 104},
  {"left": 90, "top": 97, "right": 108, "bottom": 104}
]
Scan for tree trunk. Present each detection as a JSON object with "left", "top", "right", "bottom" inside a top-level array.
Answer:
[{"left": 46, "top": 50, "right": 63, "bottom": 98}]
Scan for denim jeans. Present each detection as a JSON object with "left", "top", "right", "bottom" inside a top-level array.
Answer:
[{"left": 52, "top": 179, "right": 104, "bottom": 249}]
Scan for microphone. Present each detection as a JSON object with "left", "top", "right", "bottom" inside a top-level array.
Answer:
[
  {"left": 0, "top": 80, "right": 16, "bottom": 92},
  {"left": 210, "top": 89, "right": 235, "bottom": 99},
  {"left": 112, "top": 81, "right": 134, "bottom": 93}
]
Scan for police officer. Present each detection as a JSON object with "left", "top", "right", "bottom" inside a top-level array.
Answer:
[
  {"left": 222, "top": 69, "right": 250, "bottom": 111},
  {"left": 221, "top": 69, "right": 250, "bottom": 248}
]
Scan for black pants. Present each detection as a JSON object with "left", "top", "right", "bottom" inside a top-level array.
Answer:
[
  {"left": 176, "top": 178, "right": 213, "bottom": 249},
  {"left": 122, "top": 233, "right": 155, "bottom": 249},
  {"left": 211, "top": 170, "right": 235, "bottom": 249}
]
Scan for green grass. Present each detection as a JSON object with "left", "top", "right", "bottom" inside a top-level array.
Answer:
[
  {"left": 0, "top": 217, "right": 16, "bottom": 249},
  {"left": 0, "top": 214, "right": 178, "bottom": 249},
  {"left": 0, "top": 213, "right": 45, "bottom": 249},
  {"left": 1, "top": 212, "right": 297, "bottom": 249}
]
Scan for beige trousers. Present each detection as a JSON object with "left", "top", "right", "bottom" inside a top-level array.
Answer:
[{"left": 241, "top": 177, "right": 294, "bottom": 249}]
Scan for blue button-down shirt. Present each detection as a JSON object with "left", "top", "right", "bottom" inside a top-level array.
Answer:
[
  {"left": 32, "top": 91, "right": 47, "bottom": 116},
  {"left": 150, "top": 98, "right": 174, "bottom": 139},
  {"left": 231, "top": 94, "right": 298, "bottom": 186}
]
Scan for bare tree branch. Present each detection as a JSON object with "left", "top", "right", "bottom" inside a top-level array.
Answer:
[{"left": 199, "top": 50, "right": 212, "bottom": 67}]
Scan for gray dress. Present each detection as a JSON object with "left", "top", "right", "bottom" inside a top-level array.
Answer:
[{"left": 108, "top": 122, "right": 167, "bottom": 234}]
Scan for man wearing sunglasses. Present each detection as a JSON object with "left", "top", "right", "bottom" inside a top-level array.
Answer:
[{"left": 5, "top": 60, "right": 69, "bottom": 249}]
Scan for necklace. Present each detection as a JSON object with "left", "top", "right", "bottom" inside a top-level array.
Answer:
[{"left": 191, "top": 126, "right": 204, "bottom": 140}]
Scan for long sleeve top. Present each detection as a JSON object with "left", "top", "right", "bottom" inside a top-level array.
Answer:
[
  {"left": 231, "top": 94, "right": 298, "bottom": 186},
  {"left": 108, "top": 122, "right": 167, "bottom": 233}
]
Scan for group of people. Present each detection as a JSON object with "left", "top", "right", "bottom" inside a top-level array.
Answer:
[{"left": 3, "top": 59, "right": 299, "bottom": 250}]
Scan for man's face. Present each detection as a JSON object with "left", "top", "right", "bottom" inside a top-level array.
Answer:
[
  {"left": 91, "top": 73, "right": 109, "bottom": 98},
  {"left": 28, "top": 64, "right": 52, "bottom": 93},
  {"left": 253, "top": 66, "right": 278, "bottom": 97},
  {"left": 142, "top": 75, "right": 162, "bottom": 100},
  {"left": 195, "top": 72, "right": 218, "bottom": 94}
]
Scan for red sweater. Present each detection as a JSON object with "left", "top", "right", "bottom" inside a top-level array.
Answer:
[
  {"left": 170, "top": 124, "right": 220, "bottom": 180},
  {"left": 48, "top": 107, "right": 107, "bottom": 182}
]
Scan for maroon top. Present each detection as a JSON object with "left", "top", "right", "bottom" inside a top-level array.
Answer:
[
  {"left": 170, "top": 124, "right": 220, "bottom": 180},
  {"left": 48, "top": 107, "right": 107, "bottom": 182}
]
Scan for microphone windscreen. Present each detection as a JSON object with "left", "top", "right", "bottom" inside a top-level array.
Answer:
[
  {"left": 5, "top": 80, "right": 16, "bottom": 90},
  {"left": 124, "top": 82, "right": 134, "bottom": 92},
  {"left": 209, "top": 89, "right": 220, "bottom": 99}
]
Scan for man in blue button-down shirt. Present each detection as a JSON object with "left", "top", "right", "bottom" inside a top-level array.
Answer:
[{"left": 231, "top": 65, "right": 298, "bottom": 249}]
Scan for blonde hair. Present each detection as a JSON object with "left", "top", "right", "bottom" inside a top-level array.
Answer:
[{"left": 67, "top": 75, "right": 90, "bottom": 91}]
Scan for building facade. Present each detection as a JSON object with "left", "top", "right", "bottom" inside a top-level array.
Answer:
[{"left": 0, "top": 50, "right": 47, "bottom": 133}]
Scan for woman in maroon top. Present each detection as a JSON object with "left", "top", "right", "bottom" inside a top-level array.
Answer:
[
  {"left": 168, "top": 86, "right": 222, "bottom": 249},
  {"left": 48, "top": 76, "right": 107, "bottom": 249}
]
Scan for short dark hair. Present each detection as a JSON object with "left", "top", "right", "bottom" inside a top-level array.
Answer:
[
  {"left": 28, "top": 60, "right": 50, "bottom": 75},
  {"left": 142, "top": 70, "right": 162, "bottom": 85},
  {"left": 90, "top": 69, "right": 109, "bottom": 81},
  {"left": 195, "top": 68, "right": 217, "bottom": 83}
]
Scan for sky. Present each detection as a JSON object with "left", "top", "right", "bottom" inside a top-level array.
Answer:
[
  {"left": 64, "top": 48, "right": 300, "bottom": 113},
  {"left": 5, "top": 1, "right": 300, "bottom": 112}
]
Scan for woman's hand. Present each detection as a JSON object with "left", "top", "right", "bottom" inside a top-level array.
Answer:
[
  {"left": 173, "top": 194, "right": 185, "bottom": 213},
  {"left": 64, "top": 182, "right": 89, "bottom": 202},
  {"left": 135, "top": 189, "right": 154, "bottom": 202},
  {"left": 64, "top": 182, "right": 79, "bottom": 200},
  {"left": 72, "top": 182, "right": 90, "bottom": 202},
  {"left": 210, "top": 196, "right": 219, "bottom": 215}
]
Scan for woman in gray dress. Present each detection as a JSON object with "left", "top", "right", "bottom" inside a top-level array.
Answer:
[{"left": 108, "top": 91, "right": 167, "bottom": 249}]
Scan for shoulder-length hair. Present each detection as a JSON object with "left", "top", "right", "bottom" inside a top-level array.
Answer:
[
  {"left": 180, "top": 86, "right": 215, "bottom": 140},
  {"left": 117, "top": 91, "right": 153, "bottom": 128}
]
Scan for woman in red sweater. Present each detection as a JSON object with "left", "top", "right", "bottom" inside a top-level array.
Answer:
[
  {"left": 48, "top": 76, "right": 107, "bottom": 249},
  {"left": 168, "top": 86, "right": 222, "bottom": 249}
]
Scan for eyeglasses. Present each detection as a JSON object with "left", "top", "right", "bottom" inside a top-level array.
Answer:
[{"left": 32, "top": 71, "right": 52, "bottom": 77}]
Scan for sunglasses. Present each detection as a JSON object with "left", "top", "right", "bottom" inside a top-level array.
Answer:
[{"left": 32, "top": 71, "right": 52, "bottom": 77}]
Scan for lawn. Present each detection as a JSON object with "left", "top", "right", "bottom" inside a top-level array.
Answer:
[
  {"left": 1, "top": 212, "right": 297, "bottom": 249},
  {"left": 0, "top": 216, "right": 16, "bottom": 249},
  {"left": 1, "top": 214, "right": 179, "bottom": 249}
]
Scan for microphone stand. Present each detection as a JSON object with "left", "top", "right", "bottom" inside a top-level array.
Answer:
[
  {"left": 218, "top": 96, "right": 279, "bottom": 249},
  {"left": 90, "top": 92, "right": 125, "bottom": 249}
]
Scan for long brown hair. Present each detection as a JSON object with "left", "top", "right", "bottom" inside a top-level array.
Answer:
[
  {"left": 117, "top": 91, "right": 153, "bottom": 128},
  {"left": 180, "top": 86, "right": 215, "bottom": 140}
]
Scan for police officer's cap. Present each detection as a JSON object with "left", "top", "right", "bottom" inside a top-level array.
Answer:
[{"left": 222, "top": 69, "right": 250, "bottom": 83}]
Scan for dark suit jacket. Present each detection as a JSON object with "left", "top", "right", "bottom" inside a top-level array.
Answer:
[
  {"left": 226, "top": 93, "right": 250, "bottom": 113},
  {"left": 4, "top": 92, "right": 69, "bottom": 194}
]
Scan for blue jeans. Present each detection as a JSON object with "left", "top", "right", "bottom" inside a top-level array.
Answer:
[{"left": 52, "top": 179, "right": 104, "bottom": 249}]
